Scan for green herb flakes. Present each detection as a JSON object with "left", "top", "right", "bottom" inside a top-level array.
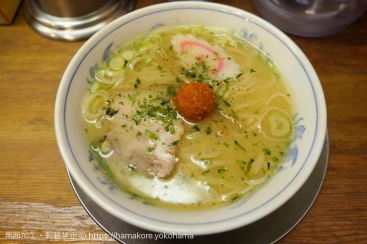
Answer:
[
  {"left": 234, "top": 140, "right": 246, "bottom": 152},
  {"left": 263, "top": 148, "right": 271, "bottom": 155},
  {"left": 146, "top": 146, "right": 156, "bottom": 153},
  {"left": 217, "top": 167, "right": 228, "bottom": 174}
]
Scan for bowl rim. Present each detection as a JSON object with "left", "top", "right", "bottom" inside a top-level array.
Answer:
[{"left": 55, "top": 1, "right": 327, "bottom": 235}]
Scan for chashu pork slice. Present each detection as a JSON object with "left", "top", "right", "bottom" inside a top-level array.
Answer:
[{"left": 105, "top": 88, "right": 184, "bottom": 179}]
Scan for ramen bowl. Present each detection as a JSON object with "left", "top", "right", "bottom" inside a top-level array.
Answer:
[{"left": 55, "top": 2, "right": 327, "bottom": 235}]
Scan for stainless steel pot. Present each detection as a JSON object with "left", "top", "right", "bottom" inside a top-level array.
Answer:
[{"left": 24, "top": 0, "right": 136, "bottom": 41}]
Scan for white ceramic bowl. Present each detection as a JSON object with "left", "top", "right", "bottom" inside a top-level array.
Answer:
[{"left": 55, "top": 2, "right": 327, "bottom": 235}]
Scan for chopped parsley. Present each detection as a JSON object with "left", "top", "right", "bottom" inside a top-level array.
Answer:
[
  {"left": 234, "top": 140, "right": 246, "bottom": 152},
  {"left": 205, "top": 126, "right": 212, "bottom": 135},
  {"left": 167, "top": 86, "right": 177, "bottom": 97},
  {"left": 145, "top": 130, "right": 158, "bottom": 140},
  {"left": 164, "top": 121, "right": 176, "bottom": 134},
  {"left": 263, "top": 148, "right": 271, "bottom": 155},
  {"left": 222, "top": 99, "right": 231, "bottom": 107},
  {"left": 146, "top": 146, "right": 156, "bottom": 153},
  {"left": 246, "top": 158, "right": 255, "bottom": 174},
  {"left": 190, "top": 125, "right": 200, "bottom": 132},
  {"left": 134, "top": 78, "right": 141, "bottom": 88},
  {"left": 217, "top": 167, "right": 228, "bottom": 174},
  {"left": 169, "top": 140, "right": 179, "bottom": 147},
  {"left": 231, "top": 193, "right": 241, "bottom": 202},
  {"left": 105, "top": 107, "right": 119, "bottom": 116}
]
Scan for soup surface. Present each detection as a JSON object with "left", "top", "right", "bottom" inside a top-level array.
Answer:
[{"left": 83, "top": 25, "right": 294, "bottom": 210}]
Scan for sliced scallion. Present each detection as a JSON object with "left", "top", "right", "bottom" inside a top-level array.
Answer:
[
  {"left": 109, "top": 56, "right": 125, "bottom": 70},
  {"left": 89, "top": 81, "right": 99, "bottom": 92},
  {"left": 121, "top": 50, "right": 135, "bottom": 61}
]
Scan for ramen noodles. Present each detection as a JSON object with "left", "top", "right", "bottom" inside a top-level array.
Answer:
[{"left": 83, "top": 25, "right": 294, "bottom": 210}]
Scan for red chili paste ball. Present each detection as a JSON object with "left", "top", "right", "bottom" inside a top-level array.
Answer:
[{"left": 173, "top": 82, "right": 217, "bottom": 122}]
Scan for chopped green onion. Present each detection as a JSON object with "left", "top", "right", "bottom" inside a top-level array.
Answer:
[
  {"left": 122, "top": 50, "right": 135, "bottom": 61},
  {"left": 109, "top": 56, "right": 125, "bottom": 70},
  {"left": 139, "top": 43, "right": 156, "bottom": 52},
  {"left": 89, "top": 81, "right": 99, "bottom": 92},
  {"left": 100, "top": 139, "right": 112, "bottom": 154},
  {"left": 95, "top": 68, "right": 126, "bottom": 85}
]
